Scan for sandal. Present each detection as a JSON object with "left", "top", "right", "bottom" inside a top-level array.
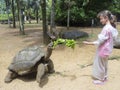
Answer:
[
  {"left": 93, "top": 80, "right": 104, "bottom": 85},
  {"left": 104, "top": 77, "right": 108, "bottom": 82}
]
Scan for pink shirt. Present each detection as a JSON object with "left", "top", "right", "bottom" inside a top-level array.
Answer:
[{"left": 93, "top": 24, "right": 118, "bottom": 58}]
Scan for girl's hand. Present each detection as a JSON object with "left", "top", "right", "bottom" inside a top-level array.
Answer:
[{"left": 83, "top": 41, "right": 89, "bottom": 44}]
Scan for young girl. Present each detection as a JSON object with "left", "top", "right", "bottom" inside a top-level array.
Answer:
[{"left": 83, "top": 10, "right": 118, "bottom": 85}]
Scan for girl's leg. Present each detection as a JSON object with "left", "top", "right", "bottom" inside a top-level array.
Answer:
[
  {"left": 104, "top": 58, "right": 108, "bottom": 82},
  {"left": 92, "top": 55, "right": 108, "bottom": 85}
]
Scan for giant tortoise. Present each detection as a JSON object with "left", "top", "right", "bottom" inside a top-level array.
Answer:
[
  {"left": 4, "top": 42, "right": 55, "bottom": 84},
  {"left": 114, "top": 37, "right": 120, "bottom": 49}
]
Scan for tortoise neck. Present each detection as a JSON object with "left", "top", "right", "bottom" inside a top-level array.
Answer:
[{"left": 45, "top": 42, "right": 53, "bottom": 60}]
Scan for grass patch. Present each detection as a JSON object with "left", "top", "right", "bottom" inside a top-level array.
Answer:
[
  {"left": 77, "top": 55, "right": 120, "bottom": 69},
  {"left": 89, "top": 33, "right": 97, "bottom": 38},
  {"left": 76, "top": 37, "right": 88, "bottom": 44},
  {"left": 77, "top": 63, "right": 93, "bottom": 69},
  {"left": 108, "top": 56, "right": 120, "bottom": 60}
]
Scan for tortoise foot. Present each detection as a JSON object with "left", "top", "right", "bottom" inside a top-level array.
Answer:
[
  {"left": 47, "top": 59, "right": 55, "bottom": 74},
  {"left": 4, "top": 77, "right": 13, "bottom": 83},
  {"left": 4, "top": 71, "right": 17, "bottom": 83},
  {"left": 48, "top": 69, "right": 55, "bottom": 74}
]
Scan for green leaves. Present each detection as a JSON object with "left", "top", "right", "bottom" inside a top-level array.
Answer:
[
  {"left": 79, "top": 8, "right": 85, "bottom": 18},
  {"left": 82, "top": 0, "right": 89, "bottom": 6},
  {"left": 53, "top": 38, "right": 76, "bottom": 49},
  {"left": 53, "top": 38, "right": 65, "bottom": 48},
  {"left": 65, "top": 39, "right": 76, "bottom": 49}
]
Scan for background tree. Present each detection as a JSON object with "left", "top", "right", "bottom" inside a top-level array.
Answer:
[
  {"left": 41, "top": 0, "right": 50, "bottom": 44},
  {"left": 55, "top": 0, "right": 116, "bottom": 26},
  {"left": 32, "top": 0, "right": 40, "bottom": 23},
  {"left": 108, "top": 0, "right": 120, "bottom": 21},
  {"left": 4, "top": 0, "right": 11, "bottom": 27},
  {"left": 65, "top": 0, "right": 75, "bottom": 30},
  {"left": 1, "top": 0, "right": 120, "bottom": 44},
  {"left": 25, "top": 0, "right": 32, "bottom": 23},
  {"left": 50, "top": 0, "right": 56, "bottom": 32},
  {"left": 11, "top": 0, "right": 16, "bottom": 28},
  {"left": 16, "top": 0, "right": 25, "bottom": 35}
]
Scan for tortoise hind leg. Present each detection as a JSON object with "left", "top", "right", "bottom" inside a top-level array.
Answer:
[
  {"left": 47, "top": 59, "right": 55, "bottom": 73},
  {"left": 4, "top": 71, "right": 18, "bottom": 83},
  {"left": 36, "top": 63, "right": 45, "bottom": 83}
]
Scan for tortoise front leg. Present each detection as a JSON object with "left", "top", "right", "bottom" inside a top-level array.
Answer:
[
  {"left": 4, "top": 71, "right": 18, "bottom": 83},
  {"left": 36, "top": 63, "right": 45, "bottom": 83},
  {"left": 47, "top": 59, "right": 55, "bottom": 73}
]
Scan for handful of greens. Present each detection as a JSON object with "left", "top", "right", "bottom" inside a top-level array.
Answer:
[{"left": 53, "top": 38, "right": 76, "bottom": 49}]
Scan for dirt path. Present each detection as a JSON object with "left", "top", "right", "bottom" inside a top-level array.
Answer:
[{"left": 0, "top": 24, "right": 120, "bottom": 90}]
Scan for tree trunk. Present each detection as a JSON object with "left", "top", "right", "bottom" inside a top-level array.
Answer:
[
  {"left": 67, "top": 8, "right": 70, "bottom": 30},
  {"left": 28, "top": 12, "right": 31, "bottom": 23},
  {"left": 7, "top": 12, "right": 11, "bottom": 27},
  {"left": 35, "top": 9, "right": 39, "bottom": 23},
  {"left": 16, "top": 0, "right": 25, "bottom": 35},
  {"left": 49, "top": 0, "right": 58, "bottom": 39},
  {"left": 50, "top": 0, "right": 56, "bottom": 33},
  {"left": 5, "top": 0, "right": 11, "bottom": 27},
  {"left": 41, "top": 0, "right": 50, "bottom": 44},
  {"left": 27, "top": 0, "right": 31, "bottom": 23},
  {"left": 67, "top": 0, "right": 70, "bottom": 30},
  {"left": 19, "top": 9, "right": 25, "bottom": 35},
  {"left": 11, "top": 0, "right": 16, "bottom": 28}
]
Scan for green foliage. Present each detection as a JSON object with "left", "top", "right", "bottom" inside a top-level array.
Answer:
[
  {"left": 65, "top": 39, "right": 76, "bottom": 49},
  {"left": 82, "top": 0, "right": 89, "bottom": 6},
  {"left": 53, "top": 38, "right": 76, "bottom": 49},
  {"left": 1, "top": 0, "right": 120, "bottom": 26},
  {"left": 0, "top": 14, "right": 13, "bottom": 20},
  {"left": 0, "top": 0, "right": 6, "bottom": 14},
  {"left": 108, "top": 0, "right": 120, "bottom": 13},
  {"left": 0, "top": 14, "right": 8, "bottom": 20},
  {"left": 55, "top": 0, "right": 119, "bottom": 26}
]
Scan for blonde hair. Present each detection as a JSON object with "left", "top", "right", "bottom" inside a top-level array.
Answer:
[{"left": 97, "top": 10, "right": 116, "bottom": 28}]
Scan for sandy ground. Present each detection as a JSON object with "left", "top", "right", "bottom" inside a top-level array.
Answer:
[{"left": 0, "top": 24, "right": 120, "bottom": 90}]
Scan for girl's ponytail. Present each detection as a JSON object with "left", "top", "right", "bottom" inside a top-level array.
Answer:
[{"left": 110, "top": 14, "right": 117, "bottom": 28}]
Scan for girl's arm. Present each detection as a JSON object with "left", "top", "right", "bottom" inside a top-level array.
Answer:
[
  {"left": 83, "top": 31, "right": 109, "bottom": 45},
  {"left": 83, "top": 41, "right": 95, "bottom": 45}
]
